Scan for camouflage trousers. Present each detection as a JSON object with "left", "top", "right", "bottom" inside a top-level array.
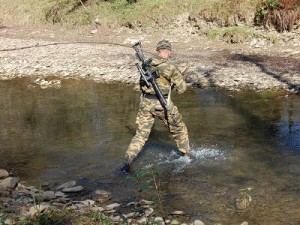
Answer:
[{"left": 126, "top": 97, "right": 190, "bottom": 160}]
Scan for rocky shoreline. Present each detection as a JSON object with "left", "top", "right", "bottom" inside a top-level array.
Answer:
[
  {"left": 1, "top": 168, "right": 251, "bottom": 225},
  {"left": 0, "top": 29, "right": 299, "bottom": 94}
]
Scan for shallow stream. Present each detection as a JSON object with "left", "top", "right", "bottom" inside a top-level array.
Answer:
[{"left": 0, "top": 78, "right": 299, "bottom": 224}]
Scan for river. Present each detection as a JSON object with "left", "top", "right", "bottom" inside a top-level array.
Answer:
[{"left": 0, "top": 78, "right": 299, "bottom": 224}]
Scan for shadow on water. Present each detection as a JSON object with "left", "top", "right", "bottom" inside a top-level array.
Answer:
[{"left": 0, "top": 78, "right": 300, "bottom": 224}]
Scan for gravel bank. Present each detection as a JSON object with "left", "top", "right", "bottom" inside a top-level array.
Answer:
[{"left": 0, "top": 35, "right": 299, "bottom": 93}]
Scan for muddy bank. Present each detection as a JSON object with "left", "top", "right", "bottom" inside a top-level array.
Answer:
[{"left": 0, "top": 30, "right": 299, "bottom": 93}]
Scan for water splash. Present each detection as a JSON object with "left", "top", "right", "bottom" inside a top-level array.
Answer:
[
  {"left": 191, "top": 146, "right": 226, "bottom": 161},
  {"left": 155, "top": 146, "right": 226, "bottom": 173}
]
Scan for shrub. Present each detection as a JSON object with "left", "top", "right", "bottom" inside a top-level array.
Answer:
[{"left": 255, "top": 0, "right": 300, "bottom": 32}]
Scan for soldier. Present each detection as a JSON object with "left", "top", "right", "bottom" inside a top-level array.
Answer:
[{"left": 122, "top": 40, "right": 190, "bottom": 173}]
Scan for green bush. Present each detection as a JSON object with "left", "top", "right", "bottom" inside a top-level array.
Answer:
[{"left": 255, "top": 0, "right": 300, "bottom": 32}]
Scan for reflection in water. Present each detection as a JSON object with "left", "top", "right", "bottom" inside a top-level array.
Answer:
[{"left": 0, "top": 78, "right": 299, "bottom": 224}]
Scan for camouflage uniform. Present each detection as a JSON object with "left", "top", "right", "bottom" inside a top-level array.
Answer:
[{"left": 126, "top": 40, "right": 190, "bottom": 161}]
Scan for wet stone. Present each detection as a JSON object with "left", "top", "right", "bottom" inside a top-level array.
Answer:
[
  {"left": 15, "top": 196, "right": 33, "bottom": 205},
  {"left": 0, "top": 189, "right": 10, "bottom": 196},
  {"left": 124, "top": 212, "right": 139, "bottom": 218},
  {"left": 51, "top": 202, "right": 64, "bottom": 207},
  {"left": 62, "top": 185, "right": 83, "bottom": 193},
  {"left": 42, "top": 191, "right": 56, "bottom": 201},
  {"left": 91, "top": 206, "right": 105, "bottom": 212},
  {"left": 193, "top": 220, "right": 205, "bottom": 225},
  {"left": 0, "top": 177, "right": 20, "bottom": 189},
  {"left": 145, "top": 208, "right": 154, "bottom": 217},
  {"left": 80, "top": 199, "right": 95, "bottom": 206},
  {"left": 140, "top": 199, "right": 154, "bottom": 205},
  {"left": 137, "top": 216, "right": 147, "bottom": 224},
  {"left": 28, "top": 203, "right": 50, "bottom": 216},
  {"left": 154, "top": 217, "right": 165, "bottom": 225},
  {"left": 0, "top": 169, "right": 9, "bottom": 179},
  {"left": 171, "top": 219, "right": 180, "bottom": 225},
  {"left": 95, "top": 189, "right": 111, "bottom": 203},
  {"left": 103, "top": 209, "right": 116, "bottom": 214},
  {"left": 55, "top": 191, "right": 67, "bottom": 198},
  {"left": 126, "top": 201, "right": 138, "bottom": 207},
  {"left": 169, "top": 210, "right": 185, "bottom": 215},
  {"left": 95, "top": 189, "right": 111, "bottom": 196},
  {"left": 26, "top": 186, "right": 39, "bottom": 193},
  {"left": 105, "top": 203, "right": 120, "bottom": 210},
  {"left": 235, "top": 198, "right": 250, "bottom": 211},
  {"left": 54, "top": 197, "right": 70, "bottom": 204},
  {"left": 41, "top": 182, "right": 50, "bottom": 189},
  {"left": 110, "top": 215, "right": 121, "bottom": 222},
  {"left": 56, "top": 181, "right": 77, "bottom": 190}
]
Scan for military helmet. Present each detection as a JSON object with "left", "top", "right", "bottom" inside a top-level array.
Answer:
[{"left": 156, "top": 40, "right": 172, "bottom": 51}]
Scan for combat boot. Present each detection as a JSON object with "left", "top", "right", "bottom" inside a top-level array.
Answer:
[
  {"left": 120, "top": 157, "right": 134, "bottom": 174},
  {"left": 179, "top": 150, "right": 191, "bottom": 158}
]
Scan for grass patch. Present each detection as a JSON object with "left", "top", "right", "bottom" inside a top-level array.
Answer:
[
  {"left": 0, "top": 0, "right": 258, "bottom": 27},
  {"left": 0, "top": 0, "right": 52, "bottom": 26},
  {"left": 16, "top": 207, "right": 74, "bottom": 225},
  {"left": 207, "top": 26, "right": 257, "bottom": 43},
  {"left": 1, "top": 0, "right": 298, "bottom": 32}
]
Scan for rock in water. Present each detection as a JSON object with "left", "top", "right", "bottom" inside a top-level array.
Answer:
[
  {"left": 62, "top": 186, "right": 83, "bottom": 193},
  {"left": 56, "top": 181, "right": 76, "bottom": 190}
]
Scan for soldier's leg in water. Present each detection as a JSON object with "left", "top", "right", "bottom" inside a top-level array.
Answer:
[
  {"left": 167, "top": 105, "right": 190, "bottom": 155},
  {"left": 125, "top": 105, "right": 155, "bottom": 162}
]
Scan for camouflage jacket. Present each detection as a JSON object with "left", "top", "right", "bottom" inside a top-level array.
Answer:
[{"left": 141, "top": 56, "right": 187, "bottom": 96}]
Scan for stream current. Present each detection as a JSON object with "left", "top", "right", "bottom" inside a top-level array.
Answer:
[{"left": 0, "top": 78, "right": 299, "bottom": 224}]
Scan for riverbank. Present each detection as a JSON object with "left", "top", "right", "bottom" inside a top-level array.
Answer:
[
  {"left": 0, "top": 24, "right": 300, "bottom": 94},
  {"left": 1, "top": 168, "right": 220, "bottom": 225}
]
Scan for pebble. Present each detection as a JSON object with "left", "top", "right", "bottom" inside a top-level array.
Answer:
[
  {"left": 0, "top": 177, "right": 20, "bottom": 189},
  {"left": 92, "top": 206, "right": 105, "bottom": 212},
  {"left": 104, "top": 203, "right": 120, "bottom": 210},
  {"left": 0, "top": 169, "right": 9, "bottom": 179},
  {"left": 145, "top": 207, "right": 154, "bottom": 217},
  {"left": 124, "top": 212, "right": 139, "bottom": 218},
  {"left": 171, "top": 219, "right": 180, "bottom": 225},
  {"left": 137, "top": 216, "right": 148, "bottom": 224},
  {"left": 169, "top": 210, "right": 185, "bottom": 215},
  {"left": 56, "top": 181, "right": 77, "bottom": 190},
  {"left": 154, "top": 217, "right": 165, "bottom": 224},
  {"left": 42, "top": 191, "right": 56, "bottom": 201},
  {"left": 80, "top": 199, "right": 95, "bottom": 206},
  {"left": 28, "top": 203, "right": 50, "bottom": 216},
  {"left": 95, "top": 189, "right": 111, "bottom": 203},
  {"left": 140, "top": 199, "right": 155, "bottom": 205},
  {"left": 193, "top": 220, "right": 205, "bottom": 225},
  {"left": 95, "top": 189, "right": 111, "bottom": 196},
  {"left": 55, "top": 191, "right": 67, "bottom": 198},
  {"left": 62, "top": 185, "right": 83, "bottom": 193}
]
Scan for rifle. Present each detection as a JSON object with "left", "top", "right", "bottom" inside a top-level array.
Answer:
[{"left": 132, "top": 41, "right": 169, "bottom": 110}]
